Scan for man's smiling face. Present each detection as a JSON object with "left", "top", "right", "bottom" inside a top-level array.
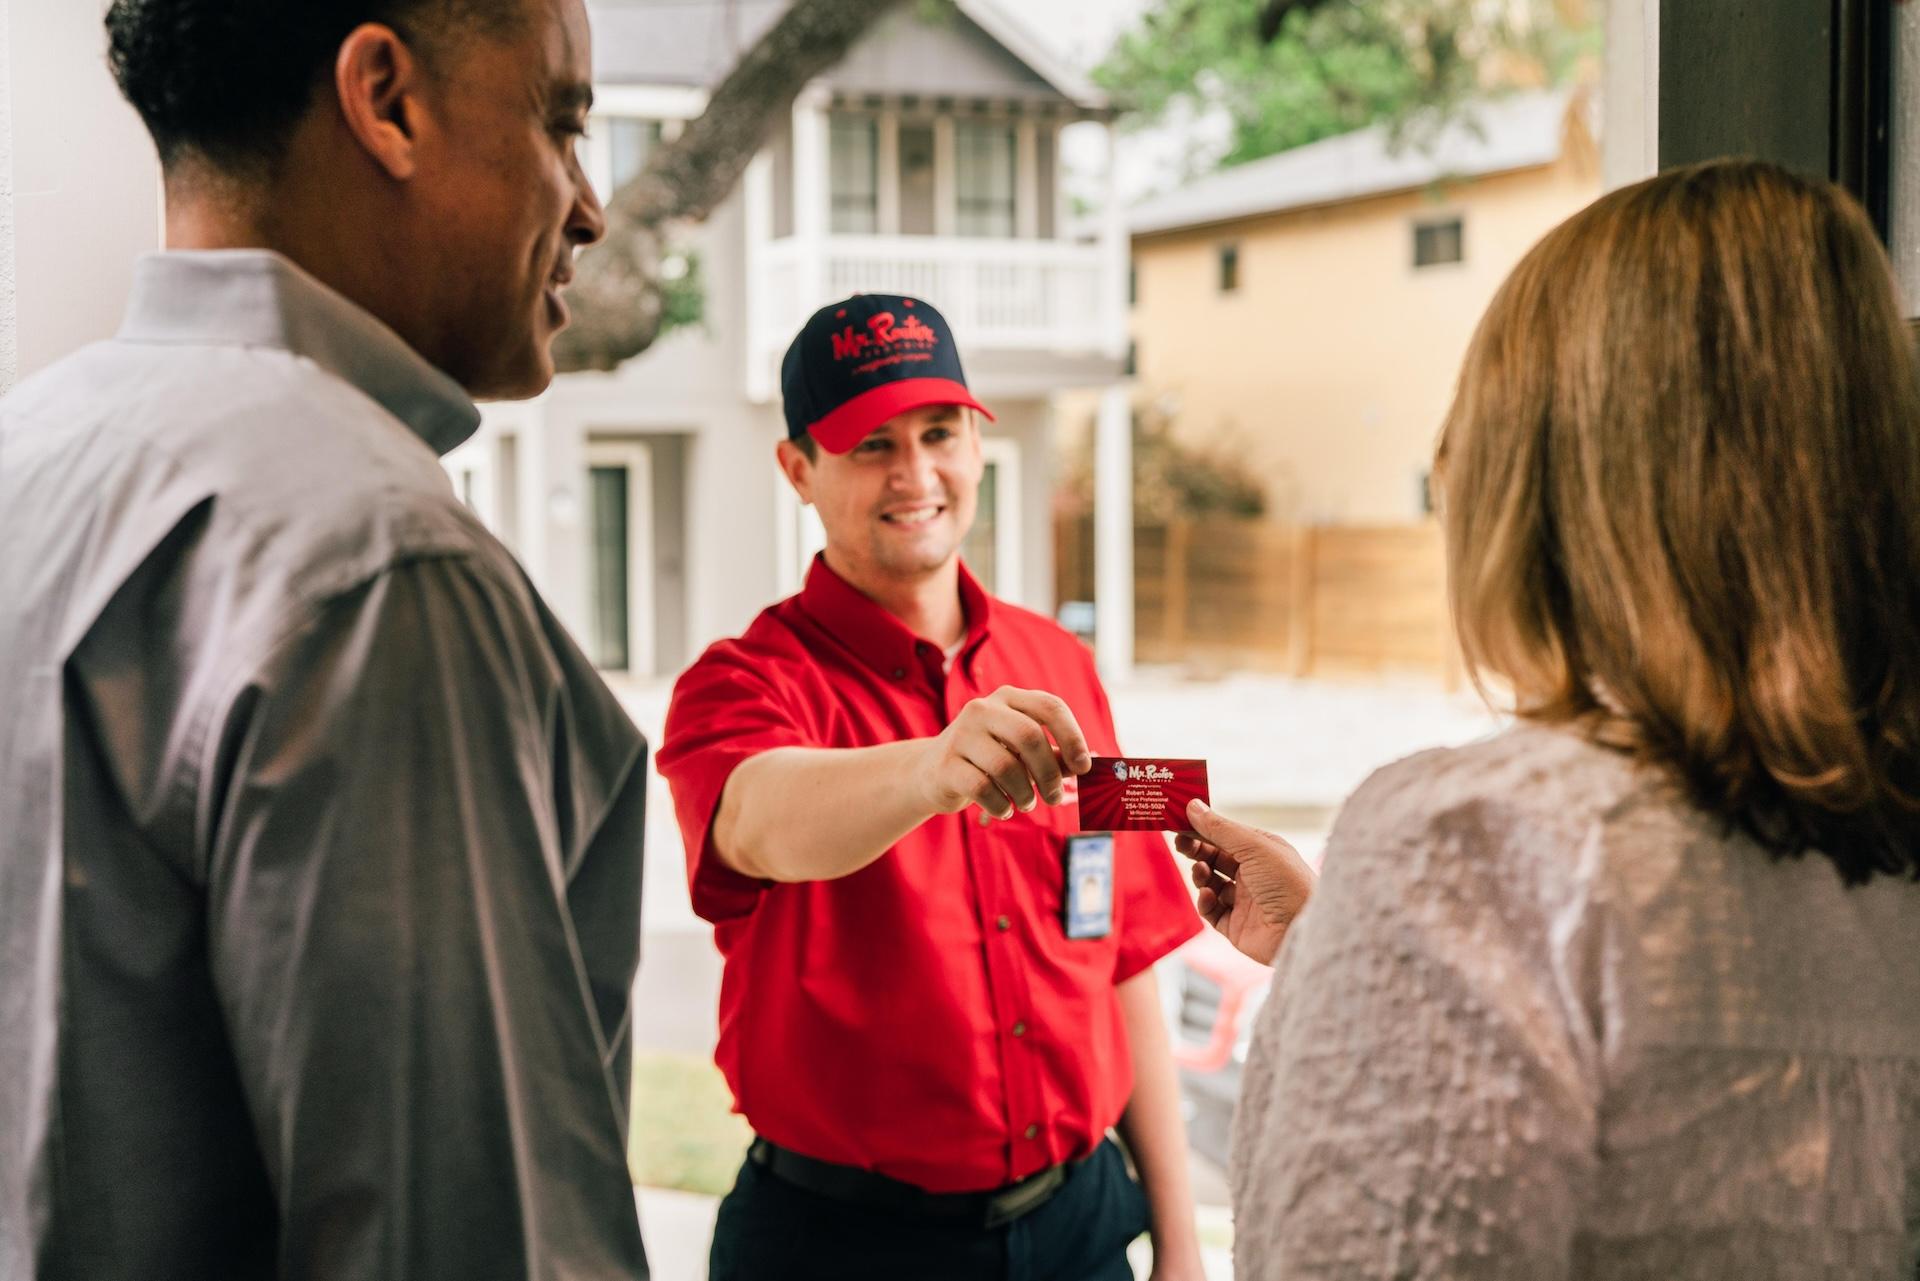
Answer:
[
  {"left": 787, "top": 404, "right": 985, "bottom": 585},
  {"left": 410, "top": 0, "right": 605, "bottom": 398}
]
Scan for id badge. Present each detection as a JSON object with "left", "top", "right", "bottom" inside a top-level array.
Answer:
[{"left": 1063, "top": 834, "right": 1114, "bottom": 940}]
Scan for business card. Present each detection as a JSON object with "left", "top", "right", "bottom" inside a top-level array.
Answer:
[{"left": 1076, "top": 757, "right": 1210, "bottom": 832}]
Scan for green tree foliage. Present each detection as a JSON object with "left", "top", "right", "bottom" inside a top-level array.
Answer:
[{"left": 1096, "top": 0, "right": 1596, "bottom": 170}]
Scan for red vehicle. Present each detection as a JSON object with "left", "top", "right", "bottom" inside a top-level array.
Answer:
[{"left": 1167, "top": 928, "right": 1274, "bottom": 1167}]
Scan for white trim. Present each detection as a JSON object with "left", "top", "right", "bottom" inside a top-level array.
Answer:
[
  {"left": 1093, "top": 385, "right": 1133, "bottom": 680},
  {"left": 1099, "top": 124, "right": 1129, "bottom": 359},
  {"left": 978, "top": 436, "right": 1024, "bottom": 601},
  {"left": 743, "top": 152, "right": 777, "bottom": 403},
  {"left": 586, "top": 442, "right": 657, "bottom": 678},
  {"left": 1016, "top": 120, "right": 1040, "bottom": 239},
  {"left": 583, "top": 126, "right": 615, "bottom": 203},
  {"left": 1050, "top": 122, "right": 1069, "bottom": 241},
  {"left": 793, "top": 93, "right": 830, "bottom": 240},
  {"left": 443, "top": 437, "right": 500, "bottom": 531},
  {"left": 954, "top": 0, "right": 1108, "bottom": 110},
  {"left": 591, "top": 84, "right": 708, "bottom": 122},
  {"left": 775, "top": 475, "right": 804, "bottom": 598},
  {"left": 1602, "top": 0, "right": 1659, "bottom": 189}
]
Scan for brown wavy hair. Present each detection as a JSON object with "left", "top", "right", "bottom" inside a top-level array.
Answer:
[{"left": 1436, "top": 159, "right": 1920, "bottom": 883}]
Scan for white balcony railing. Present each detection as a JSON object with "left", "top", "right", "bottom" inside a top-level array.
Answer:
[{"left": 749, "top": 234, "right": 1117, "bottom": 400}]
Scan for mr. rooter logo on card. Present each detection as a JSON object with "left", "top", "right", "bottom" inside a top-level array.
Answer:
[{"left": 1076, "top": 757, "right": 1210, "bottom": 832}]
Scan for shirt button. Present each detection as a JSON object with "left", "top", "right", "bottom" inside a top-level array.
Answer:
[
  {"left": 996, "top": 915, "right": 1011, "bottom": 932},
  {"left": 892, "top": 667, "right": 906, "bottom": 680},
  {"left": 1024, "top": 1124, "right": 1039, "bottom": 1140},
  {"left": 1012, "top": 1021, "right": 1027, "bottom": 1037},
  {"left": 977, "top": 811, "right": 992, "bottom": 827}
]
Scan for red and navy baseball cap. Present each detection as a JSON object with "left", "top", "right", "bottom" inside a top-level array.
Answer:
[{"left": 781, "top": 293, "right": 995, "bottom": 453}]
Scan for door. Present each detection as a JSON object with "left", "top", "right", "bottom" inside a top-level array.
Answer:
[{"left": 586, "top": 442, "right": 656, "bottom": 676}]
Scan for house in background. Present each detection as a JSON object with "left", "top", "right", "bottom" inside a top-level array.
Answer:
[
  {"left": 447, "top": 0, "right": 1131, "bottom": 679},
  {"left": 1124, "top": 89, "right": 1600, "bottom": 526}
]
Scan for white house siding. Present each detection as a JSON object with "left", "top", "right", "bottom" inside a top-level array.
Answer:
[{"left": 3, "top": 0, "right": 160, "bottom": 391}]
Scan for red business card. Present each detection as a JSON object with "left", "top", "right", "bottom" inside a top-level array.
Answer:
[{"left": 1077, "top": 757, "right": 1210, "bottom": 832}]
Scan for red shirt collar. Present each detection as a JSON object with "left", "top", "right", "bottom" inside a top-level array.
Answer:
[{"left": 798, "top": 553, "right": 993, "bottom": 683}]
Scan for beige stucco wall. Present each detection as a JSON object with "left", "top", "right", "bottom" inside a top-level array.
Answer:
[{"left": 1127, "top": 153, "right": 1598, "bottom": 524}]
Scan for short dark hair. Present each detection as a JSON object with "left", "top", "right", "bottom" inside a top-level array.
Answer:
[{"left": 105, "top": 0, "right": 524, "bottom": 175}]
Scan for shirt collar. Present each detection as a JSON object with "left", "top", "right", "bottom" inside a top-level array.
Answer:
[
  {"left": 798, "top": 554, "right": 994, "bottom": 684},
  {"left": 116, "top": 250, "right": 482, "bottom": 456}
]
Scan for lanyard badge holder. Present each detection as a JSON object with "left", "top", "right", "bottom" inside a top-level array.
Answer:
[{"left": 1063, "top": 834, "right": 1114, "bottom": 939}]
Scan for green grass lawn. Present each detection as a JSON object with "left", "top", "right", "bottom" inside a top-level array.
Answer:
[{"left": 628, "top": 1051, "right": 753, "bottom": 1197}]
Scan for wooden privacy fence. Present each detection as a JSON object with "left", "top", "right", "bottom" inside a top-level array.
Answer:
[{"left": 1055, "top": 514, "right": 1461, "bottom": 682}]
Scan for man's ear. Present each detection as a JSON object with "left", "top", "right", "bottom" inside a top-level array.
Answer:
[
  {"left": 334, "top": 24, "right": 428, "bottom": 181},
  {"left": 775, "top": 440, "right": 815, "bottom": 506}
]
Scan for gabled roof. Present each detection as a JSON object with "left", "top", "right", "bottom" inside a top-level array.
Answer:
[
  {"left": 1130, "top": 89, "right": 1578, "bottom": 237},
  {"left": 587, "top": 0, "right": 1105, "bottom": 111}
]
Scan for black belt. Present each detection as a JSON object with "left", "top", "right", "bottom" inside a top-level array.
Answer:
[{"left": 748, "top": 1137, "right": 1086, "bottom": 1229}]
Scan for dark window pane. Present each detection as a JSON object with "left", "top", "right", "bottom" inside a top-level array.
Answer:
[
  {"left": 1414, "top": 217, "right": 1465, "bottom": 267},
  {"left": 1218, "top": 244, "right": 1240, "bottom": 293},
  {"left": 830, "top": 115, "right": 879, "bottom": 235},
  {"left": 956, "top": 122, "right": 1016, "bottom": 238},
  {"left": 900, "top": 123, "right": 937, "bottom": 236},
  {"left": 589, "top": 466, "right": 630, "bottom": 671}
]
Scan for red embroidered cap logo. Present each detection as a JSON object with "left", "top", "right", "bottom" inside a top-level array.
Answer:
[{"left": 781, "top": 293, "right": 995, "bottom": 454}]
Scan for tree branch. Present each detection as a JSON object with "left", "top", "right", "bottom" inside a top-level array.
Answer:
[{"left": 555, "top": 0, "right": 916, "bottom": 373}]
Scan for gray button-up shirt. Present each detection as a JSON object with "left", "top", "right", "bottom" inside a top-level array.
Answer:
[{"left": 0, "top": 252, "right": 648, "bottom": 1279}]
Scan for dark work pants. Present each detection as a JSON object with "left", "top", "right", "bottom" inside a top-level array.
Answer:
[{"left": 707, "top": 1138, "right": 1150, "bottom": 1281}]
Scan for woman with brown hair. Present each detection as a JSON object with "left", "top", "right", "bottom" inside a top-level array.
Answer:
[{"left": 1182, "top": 159, "right": 1920, "bottom": 1277}]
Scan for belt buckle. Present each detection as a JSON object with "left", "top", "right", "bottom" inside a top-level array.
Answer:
[{"left": 981, "top": 1163, "right": 1064, "bottom": 1229}]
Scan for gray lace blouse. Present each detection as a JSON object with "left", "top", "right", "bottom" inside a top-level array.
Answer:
[{"left": 1232, "top": 722, "right": 1920, "bottom": 1279}]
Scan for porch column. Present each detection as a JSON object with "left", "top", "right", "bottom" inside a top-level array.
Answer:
[
  {"left": 792, "top": 85, "right": 831, "bottom": 309},
  {"left": 1094, "top": 383, "right": 1134, "bottom": 681}
]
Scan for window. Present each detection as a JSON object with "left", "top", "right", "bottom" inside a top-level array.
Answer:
[
  {"left": 899, "top": 123, "right": 937, "bottom": 236},
  {"left": 1218, "top": 244, "right": 1240, "bottom": 293},
  {"left": 829, "top": 115, "right": 879, "bottom": 235},
  {"left": 608, "top": 117, "right": 663, "bottom": 194},
  {"left": 1414, "top": 217, "right": 1465, "bottom": 268},
  {"left": 1128, "top": 262, "right": 1138, "bottom": 306},
  {"left": 955, "top": 121, "right": 1017, "bottom": 238}
]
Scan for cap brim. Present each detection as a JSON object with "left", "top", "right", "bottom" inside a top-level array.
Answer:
[{"left": 805, "top": 377, "right": 996, "bottom": 454}]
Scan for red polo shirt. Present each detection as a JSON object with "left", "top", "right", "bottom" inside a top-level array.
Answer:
[{"left": 657, "top": 557, "right": 1200, "bottom": 1194}]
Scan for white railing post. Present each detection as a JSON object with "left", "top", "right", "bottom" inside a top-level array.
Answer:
[
  {"left": 1098, "top": 121, "right": 1130, "bottom": 362},
  {"left": 1094, "top": 383, "right": 1134, "bottom": 681},
  {"left": 742, "top": 151, "right": 776, "bottom": 402},
  {"left": 793, "top": 85, "right": 831, "bottom": 313}
]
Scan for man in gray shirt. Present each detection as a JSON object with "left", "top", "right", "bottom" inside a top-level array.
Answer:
[{"left": 0, "top": 1, "right": 648, "bottom": 1277}]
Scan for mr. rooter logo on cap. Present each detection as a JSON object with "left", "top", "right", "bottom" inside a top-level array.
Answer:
[
  {"left": 830, "top": 306, "right": 940, "bottom": 370},
  {"left": 781, "top": 293, "right": 995, "bottom": 455}
]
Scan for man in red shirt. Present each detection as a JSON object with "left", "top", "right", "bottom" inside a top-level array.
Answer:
[{"left": 657, "top": 294, "right": 1205, "bottom": 1280}]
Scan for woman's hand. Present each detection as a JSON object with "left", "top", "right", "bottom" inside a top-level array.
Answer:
[{"left": 1176, "top": 799, "right": 1316, "bottom": 966}]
